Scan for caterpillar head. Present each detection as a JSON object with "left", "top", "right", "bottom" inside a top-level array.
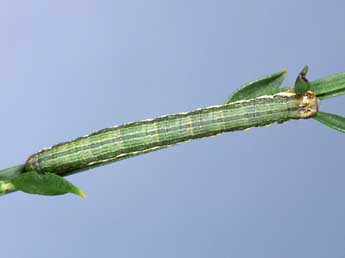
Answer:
[{"left": 298, "top": 91, "right": 319, "bottom": 118}]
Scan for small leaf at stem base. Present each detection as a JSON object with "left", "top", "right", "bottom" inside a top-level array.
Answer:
[
  {"left": 225, "top": 69, "right": 287, "bottom": 103},
  {"left": 11, "top": 171, "right": 86, "bottom": 198}
]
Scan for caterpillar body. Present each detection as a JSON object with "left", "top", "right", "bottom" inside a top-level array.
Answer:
[{"left": 25, "top": 91, "right": 318, "bottom": 176}]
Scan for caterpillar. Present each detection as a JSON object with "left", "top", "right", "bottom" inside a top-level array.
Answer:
[{"left": 24, "top": 91, "right": 318, "bottom": 176}]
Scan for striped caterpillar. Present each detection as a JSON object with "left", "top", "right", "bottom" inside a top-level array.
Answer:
[{"left": 24, "top": 91, "right": 318, "bottom": 176}]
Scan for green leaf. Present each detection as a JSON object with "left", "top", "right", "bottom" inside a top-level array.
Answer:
[
  {"left": 11, "top": 171, "right": 86, "bottom": 198},
  {"left": 294, "top": 65, "right": 310, "bottom": 95},
  {"left": 313, "top": 111, "right": 345, "bottom": 133},
  {"left": 310, "top": 71, "right": 345, "bottom": 100},
  {"left": 225, "top": 69, "right": 287, "bottom": 103}
]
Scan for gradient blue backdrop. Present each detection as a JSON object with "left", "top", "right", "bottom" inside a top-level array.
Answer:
[{"left": 1, "top": 1, "right": 345, "bottom": 257}]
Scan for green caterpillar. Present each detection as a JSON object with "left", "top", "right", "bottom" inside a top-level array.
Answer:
[
  {"left": 2, "top": 66, "right": 344, "bottom": 198},
  {"left": 25, "top": 91, "right": 318, "bottom": 176}
]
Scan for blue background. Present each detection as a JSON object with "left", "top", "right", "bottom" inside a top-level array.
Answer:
[{"left": 1, "top": 1, "right": 345, "bottom": 257}]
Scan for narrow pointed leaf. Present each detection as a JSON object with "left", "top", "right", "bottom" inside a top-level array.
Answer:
[
  {"left": 314, "top": 111, "right": 345, "bottom": 133},
  {"left": 310, "top": 71, "right": 345, "bottom": 100},
  {"left": 11, "top": 171, "right": 86, "bottom": 198},
  {"left": 294, "top": 65, "right": 310, "bottom": 94},
  {"left": 225, "top": 69, "right": 287, "bottom": 103}
]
